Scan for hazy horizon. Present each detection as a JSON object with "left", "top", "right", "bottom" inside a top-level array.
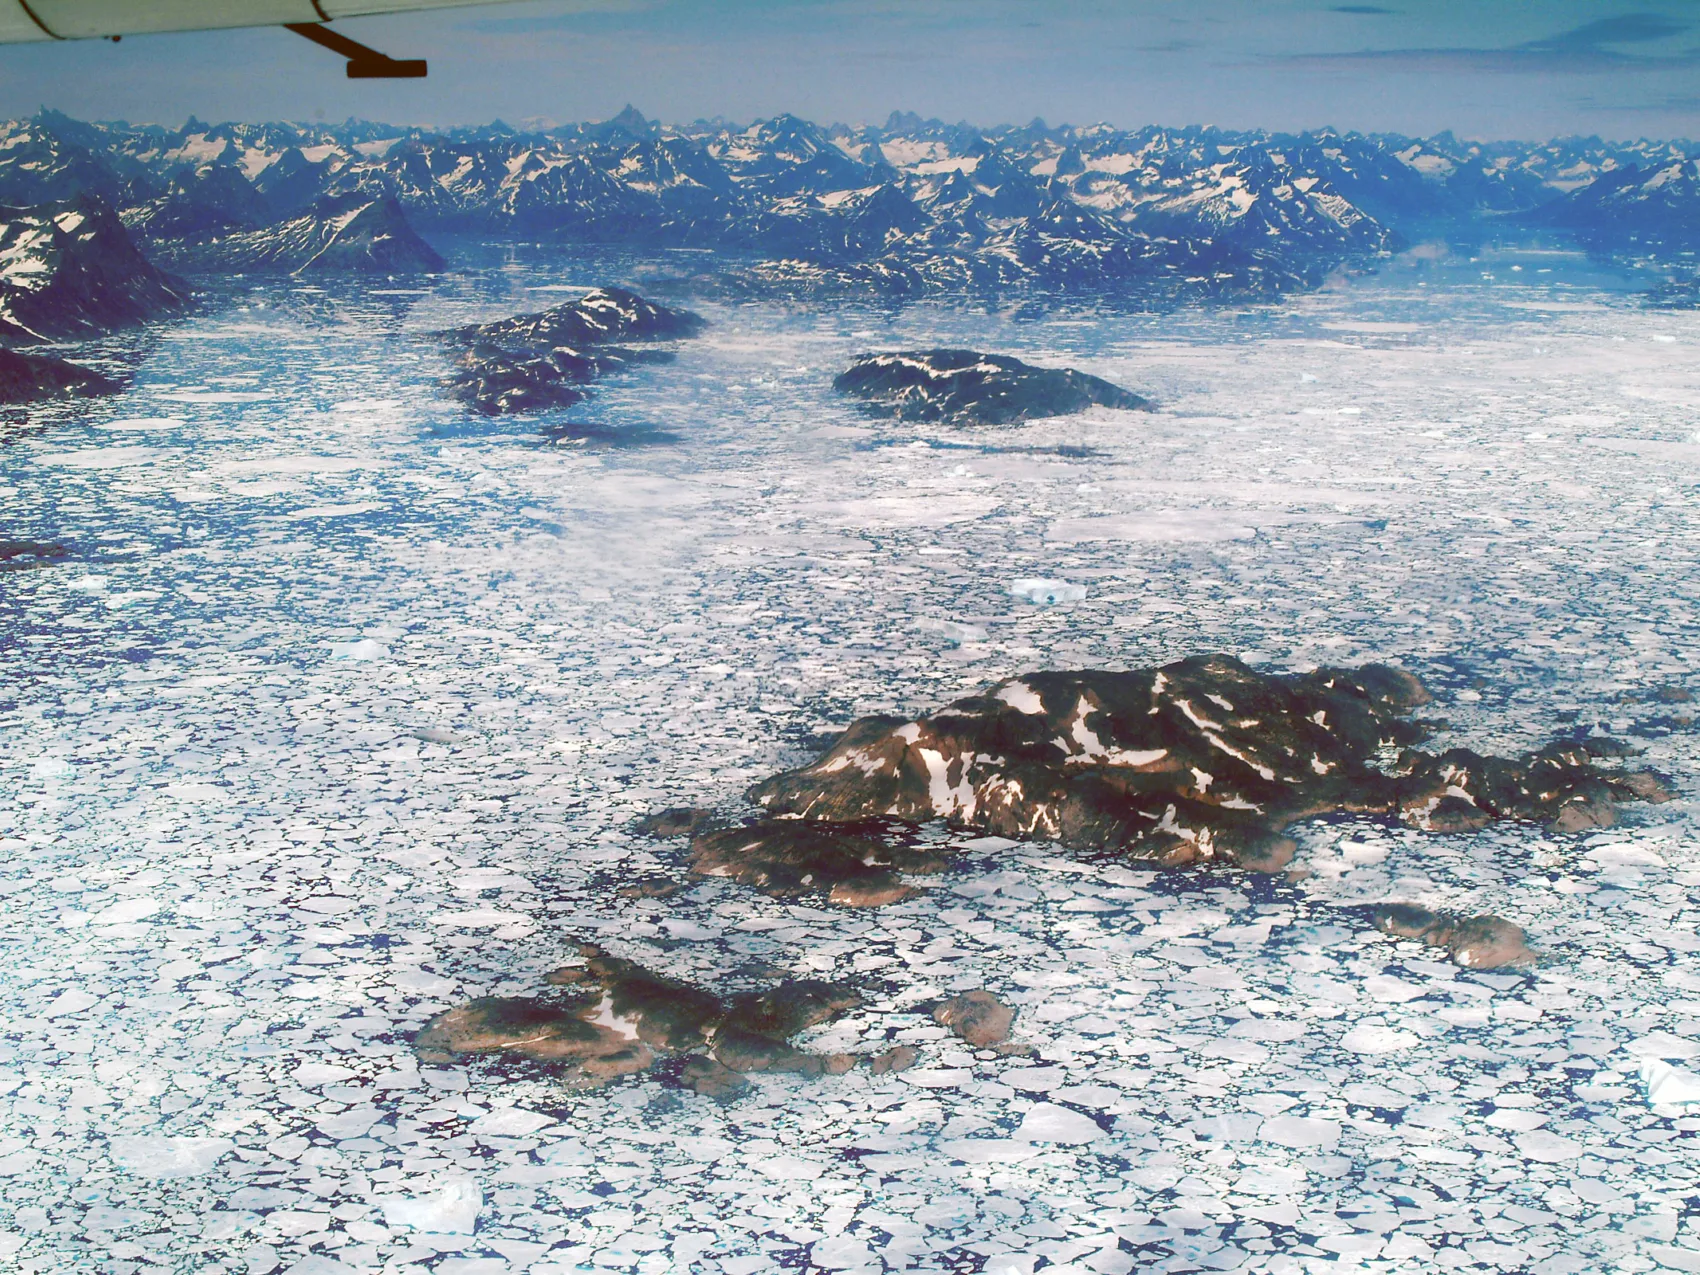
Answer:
[
  {"left": 0, "top": 0, "right": 1697, "bottom": 143},
  {"left": 22, "top": 103, "right": 1700, "bottom": 150}
]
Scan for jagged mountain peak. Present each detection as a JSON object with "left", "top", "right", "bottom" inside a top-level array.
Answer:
[
  {"left": 2, "top": 109, "right": 1692, "bottom": 304},
  {"left": 0, "top": 193, "right": 187, "bottom": 342},
  {"left": 607, "top": 104, "right": 656, "bottom": 136}
]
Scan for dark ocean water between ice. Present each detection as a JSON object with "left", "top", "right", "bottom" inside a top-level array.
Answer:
[{"left": 3, "top": 242, "right": 1700, "bottom": 1275}]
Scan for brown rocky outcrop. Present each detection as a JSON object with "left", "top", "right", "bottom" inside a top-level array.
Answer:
[
  {"left": 415, "top": 952, "right": 860, "bottom": 1091},
  {"left": 869, "top": 1046, "right": 919, "bottom": 1075},
  {"left": 748, "top": 654, "right": 1669, "bottom": 865},
  {"left": 413, "top": 997, "right": 655, "bottom": 1087},
  {"left": 1371, "top": 904, "right": 1537, "bottom": 969},
  {"left": 688, "top": 821, "right": 950, "bottom": 906},
  {"left": 933, "top": 990, "right": 1016, "bottom": 1047}
]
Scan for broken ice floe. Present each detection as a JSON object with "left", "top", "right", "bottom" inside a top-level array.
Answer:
[
  {"left": 1642, "top": 1058, "right": 1700, "bottom": 1109},
  {"left": 377, "top": 1177, "right": 483, "bottom": 1234},
  {"left": 326, "top": 638, "right": 390, "bottom": 660},
  {"left": 108, "top": 1135, "right": 235, "bottom": 1179},
  {"left": 1008, "top": 577, "right": 1087, "bottom": 604}
]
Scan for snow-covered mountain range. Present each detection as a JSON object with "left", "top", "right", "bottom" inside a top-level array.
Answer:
[{"left": 0, "top": 107, "right": 1693, "bottom": 315}]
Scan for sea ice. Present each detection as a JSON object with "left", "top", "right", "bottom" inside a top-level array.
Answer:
[
  {"left": 466, "top": 1107, "right": 556, "bottom": 1136},
  {"left": 1642, "top": 1058, "right": 1700, "bottom": 1108},
  {"left": 1257, "top": 1116, "right": 1341, "bottom": 1150},
  {"left": 41, "top": 990, "right": 99, "bottom": 1017},
  {"left": 1513, "top": 1131, "right": 1583, "bottom": 1163},
  {"left": 6, "top": 253, "right": 1700, "bottom": 1275},
  {"left": 109, "top": 1135, "right": 235, "bottom": 1178},
  {"left": 326, "top": 638, "right": 390, "bottom": 660},
  {"left": 34, "top": 446, "right": 159, "bottom": 468},
  {"left": 811, "top": 1235, "right": 877, "bottom": 1269},
  {"left": 1338, "top": 1023, "right": 1420, "bottom": 1054},
  {"left": 1007, "top": 578, "right": 1087, "bottom": 604},
  {"left": 1629, "top": 1031, "right": 1700, "bottom": 1059},
  {"left": 1015, "top": 1102, "right": 1104, "bottom": 1144},
  {"left": 93, "top": 416, "right": 184, "bottom": 431},
  {"left": 378, "top": 1179, "right": 483, "bottom": 1234},
  {"left": 291, "top": 1063, "right": 356, "bottom": 1085}
]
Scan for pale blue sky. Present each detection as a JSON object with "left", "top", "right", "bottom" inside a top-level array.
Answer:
[{"left": 3, "top": 0, "right": 1697, "bottom": 140}]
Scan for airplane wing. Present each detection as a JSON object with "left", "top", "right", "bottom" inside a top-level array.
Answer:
[{"left": 0, "top": 0, "right": 513, "bottom": 42}]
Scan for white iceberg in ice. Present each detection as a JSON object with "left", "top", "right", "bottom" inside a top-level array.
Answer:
[
  {"left": 1008, "top": 578, "right": 1087, "bottom": 605},
  {"left": 1643, "top": 1058, "right": 1700, "bottom": 1108},
  {"left": 378, "top": 1178, "right": 482, "bottom": 1234},
  {"left": 915, "top": 617, "right": 988, "bottom": 643},
  {"left": 327, "top": 638, "right": 390, "bottom": 661},
  {"left": 1015, "top": 1102, "right": 1103, "bottom": 1144},
  {"left": 110, "top": 1136, "right": 234, "bottom": 1179}
]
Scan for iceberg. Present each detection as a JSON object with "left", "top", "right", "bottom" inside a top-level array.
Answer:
[
  {"left": 1008, "top": 578, "right": 1087, "bottom": 604},
  {"left": 378, "top": 1178, "right": 483, "bottom": 1234},
  {"left": 109, "top": 1136, "right": 234, "bottom": 1179}
]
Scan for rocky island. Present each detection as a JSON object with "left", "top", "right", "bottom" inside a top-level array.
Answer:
[
  {"left": 442, "top": 285, "right": 704, "bottom": 415},
  {"left": 834, "top": 349, "right": 1150, "bottom": 425},
  {"left": 415, "top": 947, "right": 863, "bottom": 1097},
  {"left": 737, "top": 655, "right": 1668, "bottom": 872}
]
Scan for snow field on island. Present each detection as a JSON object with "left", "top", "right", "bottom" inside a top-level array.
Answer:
[{"left": 2, "top": 245, "right": 1700, "bottom": 1274}]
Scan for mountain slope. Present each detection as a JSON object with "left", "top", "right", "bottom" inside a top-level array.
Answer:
[
  {"left": 1532, "top": 159, "right": 1700, "bottom": 250},
  {"left": 0, "top": 195, "right": 188, "bottom": 343},
  {"left": 147, "top": 194, "right": 445, "bottom": 274}
]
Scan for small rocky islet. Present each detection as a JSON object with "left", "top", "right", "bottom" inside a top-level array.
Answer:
[
  {"left": 414, "top": 947, "right": 1016, "bottom": 1098},
  {"left": 0, "top": 538, "right": 67, "bottom": 565},
  {"left": 833, "top": 347, "right": 1151, "bottom": 426},
  {"left": 441, "top": 286, "right": 706, "bottom": 416}
]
